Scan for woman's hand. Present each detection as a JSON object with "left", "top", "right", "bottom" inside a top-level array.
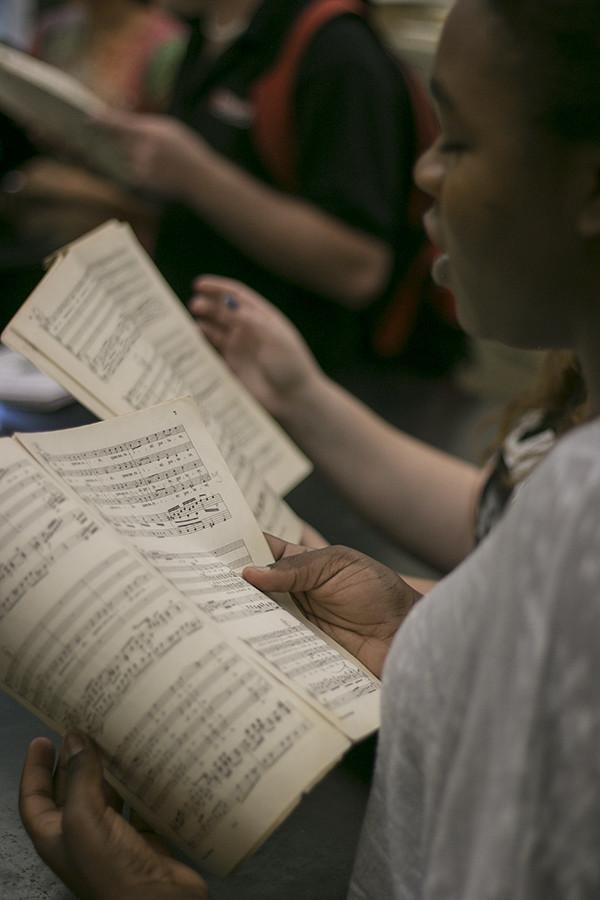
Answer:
[
  {"left": 243, "top": 537, "right": 421, "bottom": 677},
  {"left": 189, "top": 277, "right": 323, "bottom": 419},
  {"left": 20, "top": 734, "right": 209, "bottom": 900}
]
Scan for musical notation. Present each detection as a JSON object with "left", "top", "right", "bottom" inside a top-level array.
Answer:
[
  {"left": 32, "top": 248, "right": 167, "bottom": 384},
  {"left": 0, "top": 452, "right": 321, "bottom": 862},
  {"left": 22, "top": 229, "right": 307, "bottom": 500},
  {"left": 35, "top": 424, "right": 233, "bottom": 539},
  {"left": 42, "top": 425, "right": 187, "bottom": 464},
  {"left": 65, "top": 606, "right": 205, "bottom": 734},
  {"left": 0, "top": 462, "right": 99, "bottom": 621},
  {"left": 144, "top": 546, "right": 278, "bottom": 623},
  {"left": 244, "top": 622, "right": 379, "bottom": 713},
  {"left": 109, "top": 493, "right": 231, "bottom": 538},
  {"left": 0, "top": 425, "right": 373, "bottom": 873},
  {"left": 77, "top": 465, "right": 208, "bottom": 505},
  {"left": 7, "top": 552, "right": 150, "bottom": 697},
  {"left": 145, "top": 539, "right": 252, "bottom": 572},
  {"left": 108, "top": 646, "right": 312, "bottom": 850}
]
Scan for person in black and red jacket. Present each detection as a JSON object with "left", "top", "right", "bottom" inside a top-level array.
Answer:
[{"left": 97, "top": 0, "right": 464, "bottom": 372}]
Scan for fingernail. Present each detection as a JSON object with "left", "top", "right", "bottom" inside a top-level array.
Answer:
[
  {"left": 224, "top": 294, "right": 239, "bottom": 310},
  {"left": 64, "top": 734, "right": 85, "bottom": 761},
  {"left": 243, "top": 565, "right": 271, "bottom": 574}
]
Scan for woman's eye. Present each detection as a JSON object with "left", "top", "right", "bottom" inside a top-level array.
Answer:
[{"left": 439, "top": 140, "right": 467, "bottom": 155}]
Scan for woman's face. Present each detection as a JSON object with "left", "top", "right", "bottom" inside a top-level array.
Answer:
[{"left": 415, "top": 0, "right": 587, "bottom": 349}]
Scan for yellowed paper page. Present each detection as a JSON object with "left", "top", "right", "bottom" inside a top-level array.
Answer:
[
  {"left": 2, "top": 250, "right": 303, "bottom": 541},
  {"left": 0, "top": 438, "right": 347, "bottom": 874},
  {"left": 2, "top": 220, "right": 310, "bottom": 496},
  {"left": 17, "top": 401, "right": 381, "bottom": 740}
]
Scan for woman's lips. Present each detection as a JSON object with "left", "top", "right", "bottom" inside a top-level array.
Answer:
[
  {"left": 423, "top": 211, "right": 451, "bottom": 287},
  {"left": 423, "top": 210, "right": 444, "bottom": 251}
]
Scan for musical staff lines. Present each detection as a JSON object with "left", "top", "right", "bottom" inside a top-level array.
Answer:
[
  {"left": 109, "top": 645, "right": 312, "bottom": 851},
  {"left": 3, "top": 538, "right": 200, "bottom": 736},
  {"left": 0, "top": 462, "right": 99, "bottom": 621},
  {"left": 244, "top": 622, "right": 379, "bottom": 714},
  {"left": 36, "top": 424, "right": 233, "bottom": 538},
  {"left": 144, "top": 543, "right": 278, "bottom": 624},
  {"left": 32, "top": 248, "right": 166, "bottom": 383}
]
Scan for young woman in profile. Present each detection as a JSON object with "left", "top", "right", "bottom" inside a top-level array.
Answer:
[{"left": 18, "top": 1, "right": 600, "bottom": 897}]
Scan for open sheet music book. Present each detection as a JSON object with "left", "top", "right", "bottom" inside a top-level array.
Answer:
[
  {"left": 0, "top": 42, "right": 129, "bottom": 182},
  {"left": 2, "top": 220, "right": 311, "bottom": 544},
  {"left": 0, "top": 397, "right": 380, "bottom": 875}
]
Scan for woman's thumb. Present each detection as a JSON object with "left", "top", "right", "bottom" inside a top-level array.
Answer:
[{"left": 243, "top": 548, "right": 334, "bottom": 595}]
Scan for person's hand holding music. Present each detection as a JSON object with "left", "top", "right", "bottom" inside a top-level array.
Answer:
[
  {"left": 95, "top": 110, "right": 208, "bottom": 199},
  {"left": 243, "top": 536, "right": 421, "bottom": 678},
  {"left": 20, "top": 734, "right": 209, "bottom": 900}
]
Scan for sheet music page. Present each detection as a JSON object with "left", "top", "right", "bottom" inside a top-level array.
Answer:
[
  {"left": 18, "top": 397, "right": 273, "bottom": 568},
  {"left": 2, "top": 249, "right": 303, "bottom": 541},
  {"left": 0, "top": 437, "right": 348, "bottom": 875},
  {"left": 2, "top": 220, "right": 311, "bottom": 497},
  {"left": 17, "top": 401, "right": 381, "bottom": 740}
]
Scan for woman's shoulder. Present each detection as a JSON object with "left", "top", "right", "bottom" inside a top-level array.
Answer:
[
  {"left": 488, "top": 417, "right": 600, "bottom": 605},
  {"left": 533, "top": 417, "right": 600, "bottom": 504}
]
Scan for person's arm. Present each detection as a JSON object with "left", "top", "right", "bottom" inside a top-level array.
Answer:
[
  {"left": 191, "top": 279, "right": 485, "bottom": 573},
  {"left": 95, "top": 112, "right": 391, "bottom": 308},
  {"left": 280, "top": 373, "right": 482, "bottom": 573},
  {"left": 96, "top": 18, "right": 404, "bottom": 309}
]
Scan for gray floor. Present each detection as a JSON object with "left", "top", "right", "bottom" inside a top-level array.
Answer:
[{"left": 0, "top": 368, "right": 496, "bottom": 899}]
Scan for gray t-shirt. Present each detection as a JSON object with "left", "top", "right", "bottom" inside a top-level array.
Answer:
[{"left": 349, "top": 419, "right": 600, "bottom": 900}]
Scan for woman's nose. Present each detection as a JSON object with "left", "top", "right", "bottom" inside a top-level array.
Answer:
[{"left": 414, "top": 142, "right": 444, "bottom": 200}]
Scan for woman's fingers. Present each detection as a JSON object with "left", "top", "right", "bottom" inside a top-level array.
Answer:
[
  {"left": 192, "top": 276, "right": 269, "bottom": 313},
  {"left": 197, "top": 320, "right": 229, "bottom": 351},
  {"left": 190, "top": 295, "right": 234, "bottom": 328},
  {"left": 19, "top": 738, "right": 71, "bottom": 884},
  {"left": 61, "top": 735, "right": 109, "bottom": 828},
  {"left": 192, "top": 275, "right": 252, "bottom": 298},
  {"left": 193, "top": 295, "right": 265, "bottom": 355},
  {"left": 19, "top": 738, "right": 60, "bottom": 838},
  {"left": 52, "top": 738, "right": 71, "bottom": 808},
  {"left": 243, "top": 544, "right": 334, "bottom": 595}
]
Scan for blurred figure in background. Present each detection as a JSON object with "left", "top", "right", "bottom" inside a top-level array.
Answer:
[
  {"left": 32, "top": 0, "right": 186, "bottom": 112},
  {"left": 0, "top": 0, "right": 186, "bottom": 256},
  {"left": 99, "top": 0, "right": 465, "bottom": 373}
]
